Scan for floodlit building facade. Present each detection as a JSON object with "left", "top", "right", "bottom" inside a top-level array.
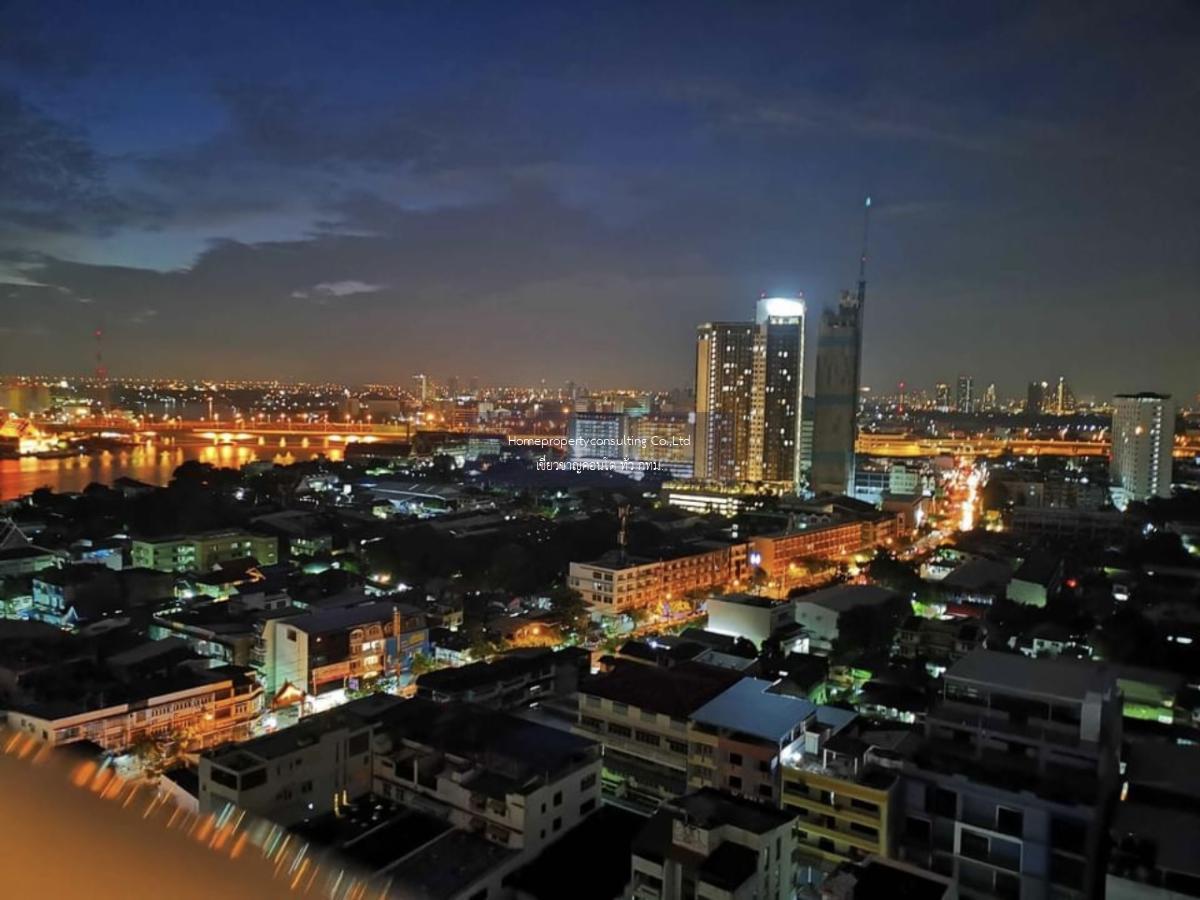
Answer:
[{"left": 1110, "top": 392, "right": 1174, "bottom": 509}]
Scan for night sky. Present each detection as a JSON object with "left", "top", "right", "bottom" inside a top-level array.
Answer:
[{"left": 2, "top": 1, "right": 1197, "bottom": 400}]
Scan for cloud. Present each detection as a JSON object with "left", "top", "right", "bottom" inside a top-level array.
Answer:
[{"left": 291, "top": 280, "right": 386, "bottom": 300}]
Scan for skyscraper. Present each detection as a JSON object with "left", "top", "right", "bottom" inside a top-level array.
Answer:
[
  {"left": 694, "top": 321, "right": 757, "bottom": 482},
  {"left": 956, "top": 375, "right": 974, "bottom": 413},
  {"left": 811, "top": 197, "right": 872, "bottom": 497},
  {"left": 754, "top": 297, "right": 805, "bottom": 485},
  {"left": 693, "top": 298, "right": 805, "bottom": 488},
  {"left": 982, "top": 382, "right": 997, "bottom": 411},
  {"left": 1053, "top": 376, "right": 1076, "bottom": 415},
  {"left": 1110, "top": 392, "right": 1174, "bottom": 508},
  {"left": 934, "top": 382, "right": 951, "bottom": 412},
  {"left": 1026, "top": 380, "right": 1047, "bottom": 415},
  {"left": 811, "top": 290, "right": 864, "bottom": 495}
]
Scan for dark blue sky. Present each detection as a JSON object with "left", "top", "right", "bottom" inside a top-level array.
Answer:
[{"left": 2, "top": 0, "right": 1197, "bottom": 400}]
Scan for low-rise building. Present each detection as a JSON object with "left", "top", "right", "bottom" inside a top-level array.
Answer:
[
  {"left": 688, "top": 677, "right": 856, "bottom": 806},
  {"left": 199, "top": 693, "right": 402, "bottom": 823},
  {"left": 794, "top": 585, "right": 901, "bottom": 654},
  {"left": 416, "top": 647, "right": 586, "bottom": 709},
  {"left": 131, "top": 529, "right": 279, "bottom": 573},
  {"left": 373, "top": 698, "right": 602, "bottom": 856},
  {"left": 6, "top": 664, "right": 262, "bottom": 754},
  {"left": 630, "top": 789, "right": 798, "bottom": 900},
  {"left": 259, "top": 600, "right": 428, "bottom": 698},
  {"left": 706, "top": 593, "right": 796, "bottom": 649},
  {"left": 576, "top": 661, "right": 740, "bottom": 809}
]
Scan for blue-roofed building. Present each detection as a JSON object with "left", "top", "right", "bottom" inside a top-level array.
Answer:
[{"left": 687, "top": 678, "right": 855, "bottom": 806}]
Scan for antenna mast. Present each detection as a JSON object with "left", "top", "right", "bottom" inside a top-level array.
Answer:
[{"left": 857, "top": 196, "right": 871, "bottom": 306}]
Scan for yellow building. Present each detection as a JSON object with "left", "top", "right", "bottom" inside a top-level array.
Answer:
[
  {"left": 132, "top": 529, "right": 279, "bottom": 573},
  {"left": 780, "top": 734, "right": 901, "bottom": 880}
]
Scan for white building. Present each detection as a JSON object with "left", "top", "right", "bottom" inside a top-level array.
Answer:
[
  {"left": 706, "top": 593, "right": 796, "bottom": 649},
  {"left": 793, "top": 584, "right": 899, "bottom": 653},
  {"left": 1110, "top": 392, "right": 1174, "bottom": 509}
]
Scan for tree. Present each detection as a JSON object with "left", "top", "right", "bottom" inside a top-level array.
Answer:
[{"left": 547, "top": 585, "right": 589, "bottom": 633}]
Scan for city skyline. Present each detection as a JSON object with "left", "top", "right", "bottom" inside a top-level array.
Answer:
[{"left": 1, "top": 1, "right": 1198, "bottom": 398}]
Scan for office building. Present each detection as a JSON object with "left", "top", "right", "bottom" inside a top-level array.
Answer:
[
  {"left": 1110, "top": 392, "right": 1174, "bottom": 508},
  {"left": 955, "top": 375, "right": 974, "bottom": 414},
  {"left": 694, "top": 297, "right": 806, "bottom": 489},
  {"left": 934, "top": 383, "right": 951, "bottom": 412},
  {"left": 630, "top": 414, "right": 694, "bottom": 477},
  {"left": 899, "top": 651, "right": 1122, "bottom": 899},
  {"left": 630, "top": 789, "right": 798, "bottom": 900},
  {"left": 1053, "top": 377, "right": 1075, "bottom": 415},
  {"left": 811, "top": 290, "right": 865, "bottom": 495},
  {"left": 982, "top": 383, "right": 997, "bottom": 412},
  {"left": 568, "top": 411, "right": 626, "bottom": 460},
  {"left": 1026, "top": 381, "right": 1047, "bottom": 415}
]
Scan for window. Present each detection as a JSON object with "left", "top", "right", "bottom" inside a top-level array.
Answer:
[
  {"left": 608, "top": 723, "right": 632, "bottom": 738},
  {"left": 849, "top": 822, "right": 878, "bottom": 839},
  {"left": 849, "top": 797, "right": 879, "bottom": 815},
  {"left": 667, "top": 739, "right": 688, "bottom": 754},
  {"left": 581, "top": 773, "right": 596, "bottom": 790},
  {"left": 996, "top": 807, "right": 1023, "bottom": 837},
  {"left": 905, "top": 816, "right": 931, "bottom": 846},
  {"left": 729, "top": 752, "right": 743, "bottom": 765},
  {"left": 553, "top": 817, "right": 562, "bottom": 832},
  {"left": 1051, "top": 852, "right": 1085, "bottom": 890},
  {"left": 928, "top": 786, "right": 957, "bottom": 817},
  {"left": 635, "top": 730, "right": 660, "bottom": 746},
  {"left": 961, "top": 830, "right": 989, "bottom": 862},
  {"left": 580, "top": 798, "right": 596, "bottom": 815},
  {"left": 553, "top": 791, "right": 563, "bottom": 806},
  {"left": 758, "top": 784, "right": 773, "bottom": 798},
  {"left": 994, "top": 872, "right": 1020, "bottom": 899},
  {"left": 580, "top": 715, "right": 603, "bottom": 731},
  {"left": 818, "top": 837, "right": 835, "bottom": 852},
  {"left": 758, "top": 760, "right": 771, "bottom": 773},
  {"left": 729, "top": 776, "right": 742, "bottom": 790},
  {"left": 1050, "top": 817, "right": 1087, "bottom": 855}
]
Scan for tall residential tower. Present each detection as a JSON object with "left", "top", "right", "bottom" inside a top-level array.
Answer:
[
  {"left": 694, "top": 298, "right": 805, "bottom": 489},
  {"left": 811, "top": 197, "right": 871, "bottom": 496},
  {"left": 1110, "top": 392, "right": 1174, "bottom": 508}
]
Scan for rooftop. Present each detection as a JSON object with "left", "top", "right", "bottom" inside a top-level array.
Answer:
[
  {"left": 946, "top": 650, "right": 1112, "bottom": 703},
  {"left": 794, "top": 584, "right": 897, "bottom": 612},
  {"left": 691, "top": 678, "right": 815, "bottom": 744},
  {"left": 581, "top": 661, "right": 740, "bottom": 720},
  {"left": 280, "top": 600, "right": 418, "bottom": 635}
]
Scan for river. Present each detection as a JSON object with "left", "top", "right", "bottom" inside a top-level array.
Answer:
[{"left": 0, "top": 440, "right": 344, "bottom": 501}]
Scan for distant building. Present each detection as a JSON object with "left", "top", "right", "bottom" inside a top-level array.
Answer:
[
  {"left": 630, "top": 415, "right": 694, "bottom": 478},
  {"left": 955, "top": 375, "right": 974, "bottom": 414},
  {"left": 630, "top": 789, "right": 798, "bottom": 900},
  {"left": 131, "top": 530, "right": 278, "bottom": 573},
  {"left": 934, "top": 383, "right": 951, "bottom": 412},
  {"left": 1026, "top": 381, "right": 1048, "bottom": 415},
  {"left": 811, "top": 291, "right": 864, "bottom": 495},
  {"left": 567, "top": 411, "right": 626, "bottom": 460},
  {"left": 568, "top": 541, "right": 747, "bottom": 616},
  {"left": 1110, "top": 392, "right": 1174, "bottom": 508},
  {"left": 694, "top": 297, "right": 806, "bottom": 489}
]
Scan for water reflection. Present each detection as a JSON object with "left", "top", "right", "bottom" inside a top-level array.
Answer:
[{"left": 1, "top": 440, "right": 341, "bottom": 501}]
